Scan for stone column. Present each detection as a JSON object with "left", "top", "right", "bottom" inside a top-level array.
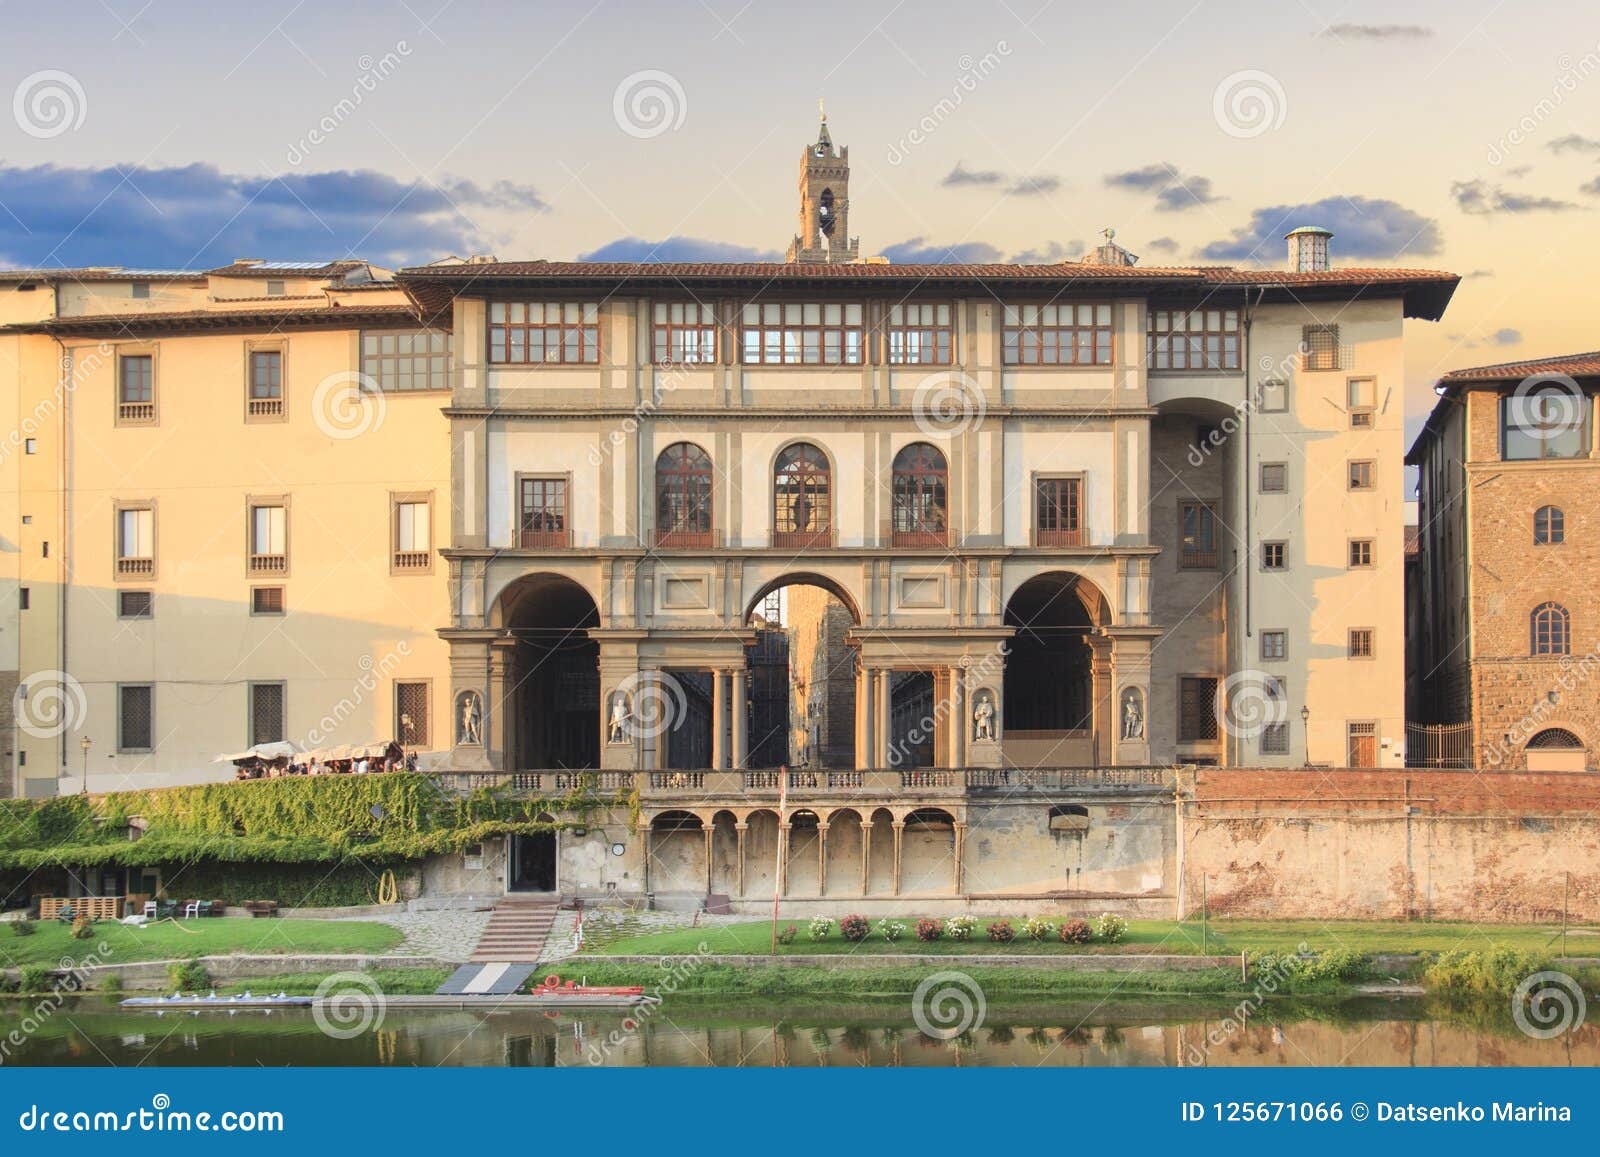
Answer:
[
  {"left": 1086, "top": 635, "right": 1115, "bottom": 766},
  {"left": 948, "top": 667, "right": 967, "bottom": 768},
  {"left": 711, "top": 669, "right": 727, "bottom": 770},
  {"left": 953, "top": 820, "right": 967, "bottom": 895},
  {"left": 817, "top": 821, "right": 829, "bottom": 897},
  {"left": 487, "top": 636, "right": 517, "bottom": 772},
  {"left": 703, "top": 823, "right": 715, "bottom": 895},
  {"left": 874, "top": 669, "right": 891, "bottom": 768},
  {"left": 855, "top": 664, "right": 873, "bottom": 771},
  {"left": 735, "top": 821, "right": 748, "bottom": 897},
  {"left": 776, "top": 822, "right": 790, "bottom": 897},
  {"left": 731, "top": 667, "right": 748, "bottom": 769},
  {"left": 859, "top": 818, "right": 871, "bottom": 895},
  {"left": 891, "top": 818, "right": 905, "bottom": 895}
]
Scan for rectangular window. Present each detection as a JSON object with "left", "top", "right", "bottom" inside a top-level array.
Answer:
[
  {"left": 1179, "top": 676, "right": 1220, "bottom": 742},
  {"left": 249, "top": 503, "right": 287, "bottom": 574},
  {"left": 117, "top": 506, "right": 154, "bottom": 577},
  {"left": 1259, "top": 462, "right": 1287, "bottom": 493},
  {"left": 652, "top": 302, "right": 719, "bottom": 365},
  {"left": 488, "top": 302, "right": 601, "bottom": 365},
  {"left": 119, "top": 684, "right": 153, "bottom": 752},
  {"left": 1261, "top": 541, "right": 1287, "bottom": 570},
  {"left": 1261, "top": 630, "right": 1287, "bottom": 660},
  {"left": 740, "top": 302, "right": 865, "bottom": 365},
  {"left": 251, "top": 586, "right": 285, "bottom": 615},
  {"left": 19, "top": 587, "right": 28, "bottom": 611},
  {"left": 117, "top": 355, "right": 155, "bottom": 424},
  {"left": 1147, "top": 308, "right": 1240, "bottom": 371},
  {"left": 1256, "top": 378, "right": 1288, "bottom": 412},
  {"left": 1347, "top": 720, "right": 1378, "bottom": 768},
  {"left": 361, "top": 330, "right": 452, "bottom": 392},
  {"left": 1348, "top": 460, "right": 1375, "bottom": 490},
  {"left": 886, "top": 302, "right": 954, "bottom": 365},
  {"left": 265, "top": 280, "right": 286, "bottom": 297},
  {"left": 1179, "top": 501, "right": 1218, "bottom": 569},
  {"left": 1033, "top": 476, "right": 1084, "bottom": 547},
  {"left": 1348, "top": 538, "right": 1373, "bottom": 568},
  {"left": 1349, "top": 628, "right": 1374, "bottom": 659},
  {"left": 1003, "top": 302, "right": 1113, "bottom": 366},
  {"left": 396, "top": 682, "right": 430, "bottom": 748},
  {"left": 1502, "top": 391, "right": 1590, "bottom": 460},
  {"left": 519, "top": 477, "right": 570, "bottom": 548},
  {"left": 131, "top": 281, "right": 150, "bottom": 299},
  {"left": 248, "top": 349, "right": 284, "bottom": 418},
  {"left": 119, "top": 590, "right": 153, "bottom": 619},
  {"left": 1347, "top": 377, "right": 1375, "bottom": 427},
  {"left": 393, "top": 497, "right": 432, "bottom": 571},
  {"left": 1261, "top": 722, "right": 1290, "bottom": 755},
  {"left": 249, "top": 682, "right": 285, "bottom": 746},
  {"left": 1302, "top": 324, "right": 1340, "bottom": 371}
]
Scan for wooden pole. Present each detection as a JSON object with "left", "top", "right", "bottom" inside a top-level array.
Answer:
[{"left": 771, "top": 765, "right": 787, "bottom": 956}]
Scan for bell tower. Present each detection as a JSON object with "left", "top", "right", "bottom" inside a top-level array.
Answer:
[{"left": 786, "top": 103, "right": 859, "bottom": 264}]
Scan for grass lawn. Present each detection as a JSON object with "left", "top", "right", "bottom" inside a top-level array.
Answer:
[
  {"left": 2, "top": 917, "right": 404, "bottom": 970},
  {"left": 589, "top": 917, "right": 1593, "bottom": 959}
]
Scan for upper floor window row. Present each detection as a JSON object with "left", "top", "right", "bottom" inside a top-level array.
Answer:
[
  {"left": 362, "top": 330, "right": 452, "bottom": 391},
  {"left": 489, "top": 301, "right": 600, "bottom": 365},
  {"left": 1147, "top": 309, "right": 1240, "bottom": 371},
  {"left": 1501, "top": 385, "right": 1592, "bottom": 461},
  {"left": 1002, "top": 303, "right": 1112, "bottom": 366},
  {"left": 742, "top": 302, "right": 865, "bottom": 366}
]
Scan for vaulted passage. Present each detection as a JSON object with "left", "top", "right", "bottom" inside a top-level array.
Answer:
[
  {"left": 1003, "top": 572, "right": 1110, "bottom": 765},
  {"left": 499, "top": 575, "right": 600, "bottom": 770}
]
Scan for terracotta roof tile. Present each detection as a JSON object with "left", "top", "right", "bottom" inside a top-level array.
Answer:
[
  {"left": 8, "top": 303, "right": 421, "bottom": 336},
  {"left": 1438, "top": 350, "right": 1600, "bottom": 383}
]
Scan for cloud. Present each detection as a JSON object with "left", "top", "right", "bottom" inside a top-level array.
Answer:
[
  {"left": 1009, "top": 240, "right": 1083, "bottom": 264},
  {"left": 0, "top": 162, "right": 544, "bottom": 269},
  {"left": 577, "top": 236, "right": 780, "bottom": 262},
  {"left": 1198, "top": 196, "right": 1442, "bottom": 261},
  {"left": 1451, "top": 179, "right": 1580, "bottom": 214},
  {"left": 1548, "top": 134, "right": 1600, "bottom": 154},
  {"left": 1465, "top": 268, "right": 1495, "bottom": 278},
  {"left": 1582, "top": 176, "right": 1600, "bottom": 197},
  {"left": 879, "top": 237, "right": 1004, "bottom": 263},
  {"left": 1487, "top": 328, "right": 1522, "bottom": 346},
  {"left": 1318, "top": 23, "right": 1432, "bottom": 40},
  {"left": 1105, "top": 163, "right": 1221, "bottom": 211},
  {"left": 1147, "top": 236, "right": 1181, "bottom": 254},
  {"left": 1007, "top": 174, "right": 1061, "bottom": 196},
  {"left": 941, "top": 162, "right": 1005, "bottom": 188}
]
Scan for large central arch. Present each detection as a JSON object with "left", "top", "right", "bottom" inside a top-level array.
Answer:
[
  {"left": 494, "top": 574, "right": 600, "bottom": 770},
  {"left": 744, "top": 572, "right": 863, "bottom": 769},
  {"left": 1003, "top": 571, "right": 1112, "bottom": 765}
]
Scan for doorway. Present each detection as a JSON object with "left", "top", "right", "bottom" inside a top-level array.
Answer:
[{"left": 508, "top": 831, "right": 557, "bottom": 892}]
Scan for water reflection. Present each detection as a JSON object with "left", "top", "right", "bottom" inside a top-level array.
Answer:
[{"left": 6, "top": 1000, "right": 1596, "bottom": 1067}]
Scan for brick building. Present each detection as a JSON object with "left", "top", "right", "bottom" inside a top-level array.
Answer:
[{"left": 1408, "top": 351, "right": 1600, "bottom": 770}]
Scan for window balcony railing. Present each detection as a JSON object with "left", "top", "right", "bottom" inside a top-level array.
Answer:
[
  {"left": 654, "top": 528, "right": 716, "bottom": 549},
  {"left": 1179, "top": 550, "right": 1219, "bottom": 569},
  {"left": 118, "top": 401, "right": 156, "bottom": 424},
  {"left": 247, "top": 397, "right": 284, "bottom": 418},
  {"left": 891, "top": 528, "right": 948, "bottom": 548},
  {"left": 116, "top": 557, "right": 154, "bottom": 577},
  {"left": 1034, "top": 527, "right": 1086, "bottom": 548},
  {"left": 519, "top": 527, "right": 572, "bottom": 549},
  {"left": 393, "top": 550, "right": 431, "bottom": 571},
  {"left": 772, "top": 528, "right": 834, "bottom": 550},
  {"left": 248, "top": 553, "right": 287, "bottom": 574}
]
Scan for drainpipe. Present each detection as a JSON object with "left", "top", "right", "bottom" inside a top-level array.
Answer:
[{"left": 53, "top": 333, "right": 71, "bottom": 786}]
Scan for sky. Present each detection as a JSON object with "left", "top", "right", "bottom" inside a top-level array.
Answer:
[{"left": 3, "top": 0, "right": 1600, "bottom": 440}]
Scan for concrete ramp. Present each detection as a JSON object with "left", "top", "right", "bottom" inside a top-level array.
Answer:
[{"left": 435, "top": 962, "right": 537, "bottom": 996}]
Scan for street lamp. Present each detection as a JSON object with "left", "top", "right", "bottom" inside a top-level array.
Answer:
[
  {"left": 79, "top": 735, "right": 92, "bottom": 793},
  {"left": 1300, "top": 705, "right": 1311, "bottom": 767},
  {"left": 400, "top": 713, "right": 414, "bottom": 761}
]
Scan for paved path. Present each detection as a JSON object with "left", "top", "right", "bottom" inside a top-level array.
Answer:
[{"left": 335, "top": 907, "right": 493, "bottom": 964}]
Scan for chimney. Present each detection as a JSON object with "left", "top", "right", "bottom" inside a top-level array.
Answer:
[{"left": 1286, "top": 226, "right": 1332, "bottom": 272}]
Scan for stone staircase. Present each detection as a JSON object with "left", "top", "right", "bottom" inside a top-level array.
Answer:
[{"left": 469, "top": 894, "right": 560, "bottom": 963}]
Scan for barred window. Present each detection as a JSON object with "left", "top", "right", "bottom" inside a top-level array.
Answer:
[
  {"left": 1349, "top": 628, "right": 1374, "bottom": 658},
  {"left": 251, "top": 586, "right": 285, "bottom": 615},
  {"left": 1179, "top": 676, "right": 1219, "bottom": 742},
  {"left": 1003, "top": 302, "right": 1112, "bottom": 365},
  {"left": 250, "top": 682, "right": 285, "bottom": 746},
  {"left": 1261, "top": 541, "right": 1287, "bottom": 570},
  {"left": 886, "top": 303, "right": 953, "bottom": 365},
  {"left": 361, "top": 330, "right": 451, "bottom": 391},
  {"left": 119, "top": 590, "right": 153, "bottom": 619},
  {"left": 119, "top": 684, "right": 153, "bottom": 751},
  {"left": 1260, "top": 722, "right": 1290, "bottom": 755},
  {"left": 1148, "top": 308, "right": 1240, "bottom": 370},
  {"left": 740, "top": 302, "right": 864, "bottom": 365},
  {"left": 488, "top": 302, "right": 600, "bottom": 364},
  {"left": 1259, "top": 463, "right": 1287, "bottom": 493},
  {"left": 1302, "top": 325, "right": 1341, "bottom": 371},
  {"left": 396, "top": 682, "right": 430, "bottom": 748},
  {"left": 652, "top": 302, "right": 718, "bottom": 365}
]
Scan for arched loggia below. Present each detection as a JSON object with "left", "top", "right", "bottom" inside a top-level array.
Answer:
[
  {"left": 1003, "top": 572, "right": 1113, "bottom": 767},
  {"left": 495, "top": 574, "right": 601, "bottom": 770}
]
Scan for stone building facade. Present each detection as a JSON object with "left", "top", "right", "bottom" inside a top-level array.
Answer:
[{"left": 1408, "top": 351, "right": 1600, "bottom": 769}]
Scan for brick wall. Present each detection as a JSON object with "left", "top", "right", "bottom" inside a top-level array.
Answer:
[{"left": 785, "top": 585, "right": 856, "bottom": 766}]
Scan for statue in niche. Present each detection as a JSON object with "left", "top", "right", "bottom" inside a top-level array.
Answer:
[
  {"left": 607, "top": 691, "right": 632, "bottom": 744},
  {"left": 1121, "top": 688, "right": 1144, "bottom": 741},
  {"left": 972, "top": 691, "right": 996, "bottom": 742},
  {"left": 457, "top": 691, "right": 483, "bottom": 746}
]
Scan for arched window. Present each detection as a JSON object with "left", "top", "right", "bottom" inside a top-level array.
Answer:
[
  {"left": 1528, "top": 728, "right": 1583, "bottom": 749},
  {"left": 1531, "top": 602, "right": 1570, "bottom": 656},
  {"left": 1534, "top": 505, "right": 1565, "bottom": 545},
  {"left": 773, "top": 443, "right": 832, "bottom": 547},
  {"left": 891, "top": 442, "right": 948, "bottom": 546},
  {"left": 655, "top": 443, "right": 713, "bottom": 547}
]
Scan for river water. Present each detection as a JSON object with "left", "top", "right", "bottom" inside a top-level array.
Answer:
[{"left": 6, "top": 996, "right": 1596, "bottom": 1067}]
